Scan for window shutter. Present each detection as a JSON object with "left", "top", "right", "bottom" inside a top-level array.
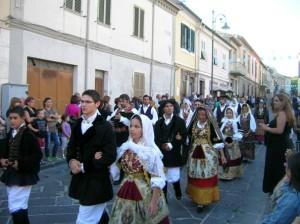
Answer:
[
  {"left": 74, "top": 0, "right": 81, "bottom": 13},
  {"left": 181, "top": 24, "right": 185, "bottom": 48},
  {"left": 98, "top": 0, "right": 104, "bottom": 22},
  {"left": 105, "top": 0, "right": 111, "bottom": 25},
  {"left": 65, "top": 0, "right": 73, "bottom": 10},
  {"left": 139, "top": 9, "right": 144, "bottom": 38},
  {"left": 133, "top": 7, "right": 139, "bottom": 37},
  {"left": 190, "top": 30, "right": 195, "bottom": 52},
  {"left": 186, "top": 27, "right": 190, "bottom": 51}
]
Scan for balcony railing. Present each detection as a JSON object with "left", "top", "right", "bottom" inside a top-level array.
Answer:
[{"left": 229, "top": 62, "right": 247, "bottom": 77}]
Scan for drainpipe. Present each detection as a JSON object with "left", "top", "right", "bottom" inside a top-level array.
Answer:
[
  {"left": 171, "top": 11, "right": 176, "bottom": 98},
  {"left": 150, "top": 0, "right": 155, "bottom": 96},
  {"left": 84, "top": 0, "right": 90, "bottom": 89}
]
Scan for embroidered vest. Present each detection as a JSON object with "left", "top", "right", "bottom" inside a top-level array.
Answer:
[{"left": 140, "top": 106, "right": 153, "bottom": 120}]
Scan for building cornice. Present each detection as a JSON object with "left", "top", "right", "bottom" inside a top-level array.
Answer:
[{"left": 7, "top": 17, "right": 174, "bottom": 70}]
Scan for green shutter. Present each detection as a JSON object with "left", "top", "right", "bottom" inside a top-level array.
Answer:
[
  {"left": 181, "top": 23, "right": 185, "bottom": 48},
  {"left": 105, "top": 0, "right": 111, "bottom": 25},
  {"left": 191, "top": 30, "right": 195, "bottom": 52},
  {"left": 140, "top": 9, "right": 144, "bottom": 38},
  {"left": 133, "top": 7, "right": 139, "bottom": 37},
  {"left": 98, "top": 0, "right": 104, "bottom": 22}
]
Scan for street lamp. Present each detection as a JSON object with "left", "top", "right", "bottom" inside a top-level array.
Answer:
[{"left": 210, "top": 10, "right": 230, "bottom": 96}]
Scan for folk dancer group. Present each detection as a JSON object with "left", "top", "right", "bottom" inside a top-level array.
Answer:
[{"left": 0, "top": 91, "right": 262, "bottom": 224}]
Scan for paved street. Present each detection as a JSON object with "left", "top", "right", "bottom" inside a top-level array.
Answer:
[{"left": 0, "top": 144, "right": 268, "bottom": 224}]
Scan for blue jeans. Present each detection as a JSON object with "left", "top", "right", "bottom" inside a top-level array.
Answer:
[{"left": 46, "top": 131, "right": 60, "bottom": 157}]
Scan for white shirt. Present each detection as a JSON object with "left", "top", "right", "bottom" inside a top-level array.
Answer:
[
  {"left": 81, "top": 111, "right": 99, "bottom": 134},
  {"left": 197, "top": 121, "right": 207, "bottom": 129},
  {"left": 163, "top": 114, "right": 174, "bottom": 126},
  {"left": 12, "top": 123, "right": 26, "bottom": 138}
]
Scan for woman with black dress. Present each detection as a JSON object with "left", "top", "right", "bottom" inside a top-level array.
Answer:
[
  {"left": 24, "top": 97, "right": 37, "bottom": 125},
  {"left": 0, "top": 106, "right": 42, "bottom": 224},
  {"left": 260, "top": 94, "right": 296, "bottom": 194}
]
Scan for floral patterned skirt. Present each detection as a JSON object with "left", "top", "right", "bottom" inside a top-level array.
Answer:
[
  {"left": 110, "top": 175, "right": 169, "bottom": 224},
  {"left": 186, "top": 144, "right": 219, "bottom": 205},
  {"left": 218, "top": 141, "right": 243, "bottom": 180}
]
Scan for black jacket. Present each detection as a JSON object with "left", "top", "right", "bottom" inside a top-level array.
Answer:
[
  {"left": 67, "top": 115, "right": 116, "bottom": 205},
  {"left": 154, "top": 115, "right": 187, "bottom": 167},
  {"left": 0, "top": 127, "right": 42, "bottom": 186}
]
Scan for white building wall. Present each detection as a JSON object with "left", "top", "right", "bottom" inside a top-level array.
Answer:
[{"left": 0, "top": 28, "right": 10, "bottom": 86}]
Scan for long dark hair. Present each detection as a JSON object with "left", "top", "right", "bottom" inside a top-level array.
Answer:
[{"left": 288, "top": 152, "right": 300, "bottom": 192}]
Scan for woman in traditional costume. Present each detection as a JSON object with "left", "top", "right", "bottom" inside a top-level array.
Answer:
[
  {"left": 186, "top": 107, "right": 225, "bottom": 212},
  {"left": 254, "top": 100, "right": 269, "bottom": 144},
  {"left": 109, "top": 114, "right": 169, "bottom": 224},
  {"left": 237, "top": 103, "right": 256, "bottom": 162},
  {"left": 219, "top": 107, "right": 243, "bottom": 180}
]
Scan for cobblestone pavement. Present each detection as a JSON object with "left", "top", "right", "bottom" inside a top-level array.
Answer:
[{"left": 0, "top": 144, "right": 268, "bottom": 224}]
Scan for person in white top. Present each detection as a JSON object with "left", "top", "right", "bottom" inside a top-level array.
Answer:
[{"left": 138, "top": 95, "right": 158, "bottom": 125}]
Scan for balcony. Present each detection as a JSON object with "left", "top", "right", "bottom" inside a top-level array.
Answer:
[{"left": 229, "top": 62, "right": 247, "bottom": 77}]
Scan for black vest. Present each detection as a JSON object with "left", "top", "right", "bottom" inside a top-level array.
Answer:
[{"left": 140, "top": 106, "right": 153, "bottom": 120}]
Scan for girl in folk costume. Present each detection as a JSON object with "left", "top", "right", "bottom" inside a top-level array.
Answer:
[
  {"left": 110, "top": 114, "right": 169, "bottom": 224},
  {"left": 219, "top": 107, "right": 243, "bottom": 180},
  {"left": 254, "top": 100, "right": 269, "bottom": 144},
  {"left": 237, "top": 104, "right": 257, "bottom": 161},
  {"left": 186, "top": 107, "right": 225, "bottom": 212},
  {"left": 0, "top": 106, "right": 42, "bottom": 224}
]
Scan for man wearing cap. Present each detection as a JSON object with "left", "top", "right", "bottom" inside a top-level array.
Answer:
[
  {"left": 154, "top": 99, "right": 187, "bottom": 201},
  {"left": 213, "top": 95, "right": 228, "bottom": 126}
]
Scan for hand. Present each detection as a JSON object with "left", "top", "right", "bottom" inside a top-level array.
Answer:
[
  {"left": 175, "top": 132, "right": 182, "bottom": 140},
  {"left": 0, "top": 159, "right": 8, "bottom": 168},
  {"left": 115, "top": 113, "right": 121, "bottom": 120},
  {"left": 162, "top": 143, "right": 170, "bottom": 151},
  {"left": 95, "top": 151, "right": 103, "bottom": 160},
  {"left": 11, "top": 160, "right": 18, "bottom": 170},
  {"left": 69, "top": 159, "right": 81, "bottom": 174},
  {"left": 259, "top": 123, "right": 268, "bottom": 131},
  {"left": 221, "top": 155, "right": 227, "bottom": 165},
  {"left": 148, "top": 198, "right": 159, "bottom": 217},
  {"left": 244, "top": 132, "right": 249, "bottom": 138}
]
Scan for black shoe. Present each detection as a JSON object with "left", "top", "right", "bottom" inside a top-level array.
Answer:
[{"left": 196, "top": 205, "right": 204, "bottom": 213}]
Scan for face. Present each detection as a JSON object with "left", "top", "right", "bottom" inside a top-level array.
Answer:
[
  {"left": 130, "top": 118, "right": 142, "bottom": 142},
  {"left": 28, "top": 99, "right": 35, "bottom": 107},
  {"left": 143, "top": 97, "right": 150, "bottom": 105},
  {"left": 242, "top": 105, "right": 248, "bottom": 114},
  {"left": 9, "top": 113, "right": 25, "bottom": 129},
  {"left": 80, "top": 95, "right": 100, "bottom": 116},
  {"left": 273, "top": 96, "right": 282, "bottom": 110},
  {"left": 119, "top": 98, "right": 129, "bottom": 108},
  {"left": 45, "top": 99, "right": 53, "bottom": 108},
  {"left": 197, "top": 110, "right": 207, "bottom": 123},
  {"left": 226, "top": 109, "right": 233, "bottom": 119},
  {"left": 163, "top": 103, "right": 174, "bottom": 116},
  {"left": 194, "top": 101, "right": 202, "bottom": 108},
  {"left": 220, "top": 98, "right": 226, "bottom": 105},
  {"left": 37, "top": 111, "right": 45, "bottom": 119}
]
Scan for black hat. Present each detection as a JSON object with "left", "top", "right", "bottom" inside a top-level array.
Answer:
[{"left": 219, "top": 94, "right": 228, "bottom": 99}]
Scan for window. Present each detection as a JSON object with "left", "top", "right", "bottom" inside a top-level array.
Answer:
[
  {"left": 133, "top": 72, "right": 145, "bottom": 97},
  {"left": 243, "top": 50, "right": 246, "bottom": 65},
  {"left": 248, "top": 55, "right": 251, "bottom": 73},
  {"left": 213, "top": 48, "right": 218, "bottom": 65},
  {"left": 222, "top": 53, "right": 226, "bottom": 69},
  {"left": 180, "top": 23, "right": 195, "bottom": 53},
  {"left": 200, "top": 41, "right": 206, "bottom": 60},
  {"left": 98, "top": 0, "right": 111, "bottom": 25},
  {"left": 133, "top": 6, "right": 144, "bottom": 39},
  {"left": 65, "top": 0, "right": 81, "bottom": 13}
]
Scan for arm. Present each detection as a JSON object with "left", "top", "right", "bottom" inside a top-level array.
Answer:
[
  {"left": 263, "top": 112, "right": 286, "bottom": 134},
  {"left": 18, "top": 131, "right": 42, "bottom": 172},
  {"left": 92, "top": 123, "right": 117, "bottom": 170},
  {"left": 24, "top": 110, "right": 34, "bottom": 124},
  {"left": 151, "top": 108, "right": 158, "bottom": 125}
]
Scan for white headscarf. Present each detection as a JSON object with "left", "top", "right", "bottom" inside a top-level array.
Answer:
[
  {"left": 220, "top": 107, "right": 242, "bottom": 141},
  {"left": 117, "top": 114, "right": 165, "bottom": 181},
  {"left": 236, "top": 103, "right": 256, "bottom": 132}
]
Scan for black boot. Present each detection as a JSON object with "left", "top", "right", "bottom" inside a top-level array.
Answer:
[
  {"left": 163, "top": 182, "right": 168, "bottom": 203},
  {"left": 98, "top": 210, "right": 109, "bottom": 224},
  {"left": 173, "top": 181, "right": 182, "bottom": 200},
  {"left": 12, "top": 209, "right": 30, "bottom": 224}
]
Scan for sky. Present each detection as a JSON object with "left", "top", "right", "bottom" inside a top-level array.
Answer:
[{"left": 184, "top": 0, "right": 300, "bottom": 77}]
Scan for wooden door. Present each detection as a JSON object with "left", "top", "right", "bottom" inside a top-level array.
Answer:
[{"left": 27, "top": 65, "right": 73, "bottom": 114}]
